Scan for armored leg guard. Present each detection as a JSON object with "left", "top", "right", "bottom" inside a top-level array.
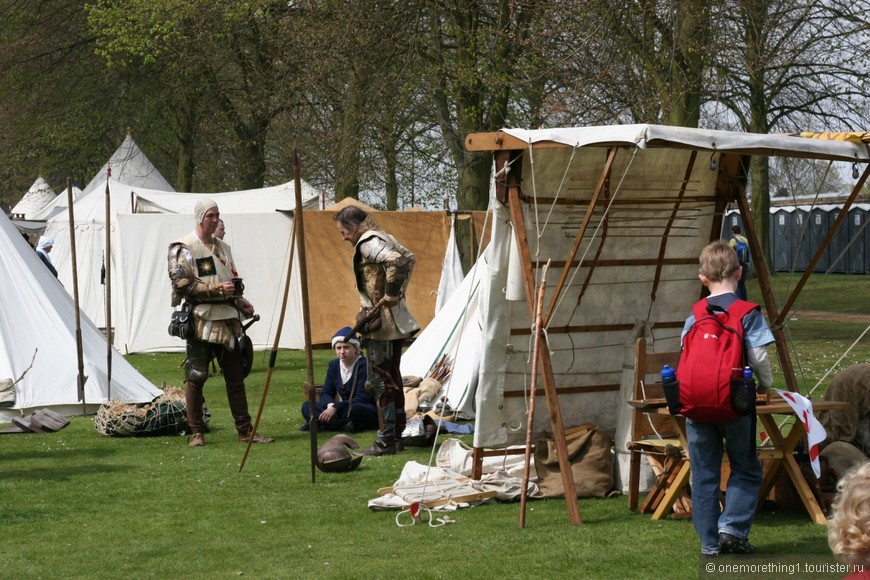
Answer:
[{"left": 358, "top": 400, "right": 397, "bottom": 456}]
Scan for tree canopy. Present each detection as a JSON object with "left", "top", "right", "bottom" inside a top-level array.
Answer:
[{"left": 1, "top": 0, "right": 869, "bottom": 217}]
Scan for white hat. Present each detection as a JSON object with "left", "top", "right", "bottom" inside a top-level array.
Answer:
[{"left": 194, "top": 198, "right": 218, "bottom": 223}]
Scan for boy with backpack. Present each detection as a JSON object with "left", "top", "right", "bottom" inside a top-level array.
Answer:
[
  {"left": 729, "top": 225, "right": 750, "bottom": 300},
  {"left": 678, "top": 240, "right": 775, "bottom": 557}
]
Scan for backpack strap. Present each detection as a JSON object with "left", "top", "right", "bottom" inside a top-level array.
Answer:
[{"left": 692, "top": 298, "right": 758, "bottom": 364}]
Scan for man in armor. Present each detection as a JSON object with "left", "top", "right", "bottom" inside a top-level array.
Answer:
[
  {"left": 334, "top": 206, "right": 420, "bottom": 456},
  {"left": 167, "top": 198, "right": 274, "bottom": 447}
]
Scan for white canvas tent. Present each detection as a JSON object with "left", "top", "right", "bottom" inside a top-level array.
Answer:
[
  {"left": 41, "top": 179, "right": 320, "bottom": 348},
  {"left": 423, "top": 125, "right": 870, "bottom": 499},
  {"left": 80, "top": 131, "right": 175, "bottom": 196},
  {"left": 10, "top": 176, "right": 57, "bottom": 220},
  {"left": 401, "top": 252, "right": 486, "bottom": 419},
  {"left": 27, "top": 183, "right": 84, "bottom": 222},
  {"left": 113, "top": 211, "right": 303, "bottom": 353},
  {"left": 0, "top": 211, "right": 162, "bottom": 423}
]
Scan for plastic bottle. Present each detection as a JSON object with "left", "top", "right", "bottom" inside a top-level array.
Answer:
[
  {"left": 662, "top": 364, "right": 681, "bottom": 415},
  {"left": 732, "top": 365, "right": 756, "bottom": 415}
]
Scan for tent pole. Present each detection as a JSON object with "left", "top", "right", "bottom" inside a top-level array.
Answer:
[
  {"left": 104, "top": 170, "right": 113, "bottom": 397},
  {"left": 239, "top": 215, "right": 297, "bottom": 472},
  {"left": 292, "top": 151, "right": 319, "bottom": 484},
  {"left": 66, "top": 177, "right": 88, "bottom": 413},
  {"left": 502, "top": 151, "right": 582, "bottom": 525},
  {"left": 520, "top": 262, "right": 548, "bottom": 528}
]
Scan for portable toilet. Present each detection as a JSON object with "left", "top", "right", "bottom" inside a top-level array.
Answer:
[
  {"left": 806, "top": 206, "right": 831, "bottom": 272},
  {"left": 791, "top": 207, "right": 813, "bottom": 272},
  {"left": 771, "top": 207, "right": 793, "bottom": 272},
  {"left": 828, "top": 207, "right": 850, "bottom": 273},
  {"left": 852, "top": 204, "right": 870, "bottom": 274}
]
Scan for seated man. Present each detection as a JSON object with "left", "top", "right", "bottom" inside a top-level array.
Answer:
[{"left": 301, "top": 327, "right": 378, "bottom": 433}]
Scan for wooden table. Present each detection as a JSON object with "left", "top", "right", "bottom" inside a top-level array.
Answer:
[{"left": 628, "top": 395, "right": 848, "bottom": 524}]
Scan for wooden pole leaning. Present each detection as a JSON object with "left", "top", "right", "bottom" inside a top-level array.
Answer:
[
  {"left": 501, "top": 153, "right": 582, "bottom": 525},
  {"left": 104, "top": 172, "right": 113, "bottom": 397},
  {"left": 520, "top": 261, "right": 549, "bottom": 528},
  {"left": 67, "top": 177, "right": 88, "bottom": 412}
]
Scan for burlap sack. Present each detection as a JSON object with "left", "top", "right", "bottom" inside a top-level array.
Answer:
[{"left": 535, "top": 423, "right": 615, "bottom": 498}]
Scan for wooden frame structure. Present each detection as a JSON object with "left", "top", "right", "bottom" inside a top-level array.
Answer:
[{"left": 462, "top": 126, "right": 870, "bottom": 525}]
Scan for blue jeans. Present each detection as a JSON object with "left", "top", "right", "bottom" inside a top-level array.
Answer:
[{"left": 686, "top": 415, "right": 762, "bottom": 554}]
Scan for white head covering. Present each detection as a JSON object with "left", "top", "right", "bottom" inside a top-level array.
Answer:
[
  {"left": 194, "top": 198, "right": 218, "bottom": 223},
  {"left": 37, "top": 236, "right": 54, "bottom": 252}
]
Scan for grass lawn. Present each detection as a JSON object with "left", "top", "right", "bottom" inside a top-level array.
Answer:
[{"left": 2, "top": 274, "right": 868, "bottom": 579}]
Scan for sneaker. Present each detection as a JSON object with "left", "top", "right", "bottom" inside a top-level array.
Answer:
[
  {"left": 189, "top": 433, "right": 205, "bottom": 447},
  {"left": 719, "top": 532, "right": 756, "bottom": 555}
]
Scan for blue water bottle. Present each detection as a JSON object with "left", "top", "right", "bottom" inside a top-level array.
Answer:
[
  {"left": 662, "top": 364, "right": 681, "bottom": 415},
  {"left": 732, "top": 365, "right": 756, "bottom": 415}
]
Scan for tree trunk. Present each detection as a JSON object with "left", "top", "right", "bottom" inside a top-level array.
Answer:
[{"left": 335, "top": 73, "right": 363, "bottom": 202}]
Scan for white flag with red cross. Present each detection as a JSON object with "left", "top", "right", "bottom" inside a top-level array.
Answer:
[{"left": 775, "top": 389, "right": 826, "bottom": 478}]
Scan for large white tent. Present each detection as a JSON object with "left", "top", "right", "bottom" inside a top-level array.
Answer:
[
  {"left": 80, "top": 131, "right": 175, "bottom": 196},
  {"left": 113, "top": 211, "right": 303, "bottom": 353},
  {"left": 0, "top": 211, "right": 162, "bottom": 423},
  {"left": 27, "top": 183, "right": 83, "bottom": 222},
  {"left": 41, "top": 179, "right": 320, "bottom": 349},
  {"left": 10, "top": 176, "right": 56, "bottom": 220}
]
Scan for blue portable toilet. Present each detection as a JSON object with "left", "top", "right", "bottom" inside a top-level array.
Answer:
[
  {"left": 827, "top": 207, "right": 849, "bottom": 274},
  {"left": 791, "top": 207, "right": 813, "bottom": 272},
  {"left": 771, "top": 207, "right": 793, "bottom": 272},
  {"left": 806, "top": 206, "right": 830, "bottom": 272},
  {"left": 852, "top": 204, "right": 870, "bottom": 274},
  {"left": 722, "top": 210, "right": 745, "bottom": 240}
]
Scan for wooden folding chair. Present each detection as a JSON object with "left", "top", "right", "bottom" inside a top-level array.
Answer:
[{"left": 626, "top": 337, "right": 687, "bottom": 514}]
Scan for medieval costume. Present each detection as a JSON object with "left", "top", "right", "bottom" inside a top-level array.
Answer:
[
  {"left": 344, "top": 213, "right": 420, "bottom": 455},
  {"left": 167, "top": 198, "right": 272, "bottom": 447},
  {"left": 300, "top": 327, "right": 378, "bottom": 433}
]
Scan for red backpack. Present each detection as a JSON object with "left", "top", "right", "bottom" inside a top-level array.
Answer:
[{"left": 676, "top": 299, "right": 757, "bottom": 423}]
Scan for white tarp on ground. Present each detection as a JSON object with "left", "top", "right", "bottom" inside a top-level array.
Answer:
[
  {"left": 0, "top": 211, "right": 162, "bottom": 423},
  {"left": 10, "top": 176, "right": 57, "bottom": 219}
]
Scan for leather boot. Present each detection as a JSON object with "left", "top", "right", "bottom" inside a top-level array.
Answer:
[{"left": 357, "top": 437, "right": 396, "bottom": 456}]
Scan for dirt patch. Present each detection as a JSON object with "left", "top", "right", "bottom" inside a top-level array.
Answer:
[{"left": 787, "top": 310, "right": 870, "bottom": 324}]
